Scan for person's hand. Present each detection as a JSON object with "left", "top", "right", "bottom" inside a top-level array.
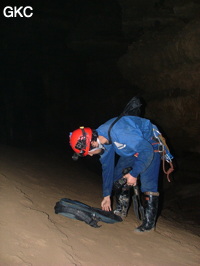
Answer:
[
  {"left": 101, "top": 196, "right": 111, "bottom": 211},
  {"left": 123, "top": 173, "right": 137, "bottom": 186}
]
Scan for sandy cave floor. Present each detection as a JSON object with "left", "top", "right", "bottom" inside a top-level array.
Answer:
[{"left": 0, "top": 145, "right": 199, "bottom": 266}]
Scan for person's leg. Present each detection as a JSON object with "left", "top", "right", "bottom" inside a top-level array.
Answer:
[
  {"left": 135, "top": 152, "right": 161, "bottom": 232},
  {"left": 113, "top": 156, "right": 135, "bottom": 218},
  {"left": 140, "top": 152, "right": 161, "bottom": 193},
  {"left": 114, "top": 184, "right": 132, "bottom": 218}
]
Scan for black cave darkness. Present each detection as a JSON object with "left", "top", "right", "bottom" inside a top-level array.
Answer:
[{"left": 0, "top": 1, "right": 200, "bottom": 232}]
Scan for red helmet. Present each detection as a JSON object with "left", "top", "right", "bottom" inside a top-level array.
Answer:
[{"left": 69, "top": 127, "right": 92, "bottom": 156}]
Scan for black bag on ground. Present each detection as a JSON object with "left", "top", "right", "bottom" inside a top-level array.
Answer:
[{"left": 54, "top": 198, "right": 123, "bottom": 228}]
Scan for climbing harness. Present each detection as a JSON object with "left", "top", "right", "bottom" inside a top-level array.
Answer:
[{"left": 153, "top": 127, "right": 174, "bottom": 182}]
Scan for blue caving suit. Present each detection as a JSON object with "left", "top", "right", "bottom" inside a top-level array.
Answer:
[{"left": 96, "top": 116, "right": 161, "bottom": 197}]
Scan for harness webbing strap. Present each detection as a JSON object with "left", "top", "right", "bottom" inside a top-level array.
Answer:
[{"left": 108, "top": 115, "right": 123, "bottom": 144}]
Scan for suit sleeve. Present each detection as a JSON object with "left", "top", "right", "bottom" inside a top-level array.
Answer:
[
  {"left": 116, "top": 133, "right": 154, "bottom": 178},
  {"left": 130, "top": 140, "right": 154, "bottom": 177},
  {"left": 99, "top": 145, "right": 115, "bottom": 197}
]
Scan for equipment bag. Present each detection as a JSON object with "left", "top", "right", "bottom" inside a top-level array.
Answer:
[{"left": 54, "top": 198, "right": 123, "bottom": 228}]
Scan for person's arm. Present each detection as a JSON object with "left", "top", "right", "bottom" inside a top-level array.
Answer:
[
  {"left": 99, "top": 145, "right": 115, "bottom": 197},
  {"left": 123, "top": 143, "right": 154, "bottom": 186},
  {"left": 129, "top": 143, "right": 154, "bottom": 177},
  {"left": 118, "top": 133, "right": 155, "bottom": 177},
  {"left": 99, "top": 145, "right": 115, "bottom": 211}
]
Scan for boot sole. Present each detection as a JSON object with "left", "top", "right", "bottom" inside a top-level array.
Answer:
[{"left": 134, "top": 227, "right": 155, "bottom": 233}]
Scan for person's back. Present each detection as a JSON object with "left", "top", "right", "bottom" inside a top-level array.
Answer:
[
  {"left": 97, "top": 116, "right": 155, "bottom": 159},
  {"left": 109, "top": 116, "right": 154, "bottom": 141}
]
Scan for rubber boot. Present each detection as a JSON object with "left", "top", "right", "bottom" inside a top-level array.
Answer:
[
  {"left": 114, "top": 185, "right": 131, "bottom": 219},
  {"left": 134, "top": 192, "right": 159, "bottom": 232}
]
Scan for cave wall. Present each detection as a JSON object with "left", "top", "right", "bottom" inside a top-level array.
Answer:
[
  {"left": 116, "top": 0, "right": 200, "bottom": 219},
  {"left": 117, "top": 0, "right": 200, "bottom": 155}
]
